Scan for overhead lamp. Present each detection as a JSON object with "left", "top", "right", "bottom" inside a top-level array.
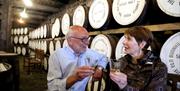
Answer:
[
  {"left": 23, "top": 0, "right": 33, "bottom": 7},
  {"left": 17, "top": 18, "right": 25, "bottom": 24},
  {"left": 20, "top": 8, "right": 28, "bottom": 18}
]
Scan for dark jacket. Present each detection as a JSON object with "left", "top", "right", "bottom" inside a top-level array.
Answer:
[{"left": 112, "top": 50, "right": 167, "bottom": 91}]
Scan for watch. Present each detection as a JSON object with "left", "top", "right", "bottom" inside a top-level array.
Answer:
[{"left": 96, "top": 66, "right": 103, "bottom": 70}]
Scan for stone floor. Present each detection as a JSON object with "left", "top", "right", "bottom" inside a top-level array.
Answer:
[{"left": 19, "top": 56, "right": 47, "bottom": 91}]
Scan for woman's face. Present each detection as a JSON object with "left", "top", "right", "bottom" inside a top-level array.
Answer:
[{"left": 123, "top": 34, "right": 141, "bottom": 56}]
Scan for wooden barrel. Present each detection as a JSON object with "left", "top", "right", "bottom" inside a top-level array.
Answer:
[
  {"left": 13, "top": 46, "right": 16, "bottom": 53},
  {"left": 43, "top": 24, "right": 51, "bottom": 38},
  {"left": 88, "top": 0, "right": 112, "bottom": 29},
  {"left": 37, "top": 28, "right": 40, "bottom": 39},
  {"left": 13, "top": 28, "right": 17, "bottom": 35},
  {"left": 62, "top": 39, "right": 68, "bottom": 48},
  {"left": 51, "top": 18, "right": 61, "bottom": 38},
  {"left": 40, "top": 26, "right": 44, "bottom": 39},
  {"left": 29, "top": 40, "right": 34, "bottom": 50},
  {"left": 42, "top": 40, "right": 49, "bottom": 54},
  {"left": 11, "top": 29, "right": 14, "bottom": 35},
  {"left": 20, "top": 28, "right": 24, "bottom": 35},
  {"left": 148, "top": 0, "right": 180, "bottom": 24},
  {"left": 160, "top": 32, "right": 180, "bottom": 75},
  {"left": 90, "top": 34, "right": 118, "bottom": 59},
  {"left": 18, "top": 35, "right": 23, "bottom": 44},
  {"left": 115, "top": 36, "right": 125, "bottom": 60},
  {"left": 49, "top": 40, "right": 55, "bottom": 55},
  {"left": 23, "top": 35, "right": 29, "bottom": 44},
  {"left": 86, "top": 63, "right": 110, "bottom": 91},
  {"left": 155, "top": 0, "right": 180, "bottom": 17},
  {"left": 24, "top": 27, "right": 28, "bottom": 35},
  {"left": 17, "top": 28, "right": 21, "bottom": 35},
  {"left": 13, "top": 36, "right": 18, "bottom": 45},
  {"left": 17, "top": 46, "right": 21, "bottom": 55},
  {"left": 22, "top": 47, "right": 28, "bottom": 56},
  {"left": 61, "top": 13, "right": 71, "bottom": 35},
  {"left": 112, "top": 0, "right": 149, "bottom": 26},
  {"left": 55, "top": 39, "right": 61, "bottom": 50},
  {"left": 43, "top": 57, "right": 48, "bottom": 72},
  {"left": 86, "top": 75, "right": 106, "bottom": 91},
  {"left": 72, "top": 5, "right": 89, "bottom": 28}
]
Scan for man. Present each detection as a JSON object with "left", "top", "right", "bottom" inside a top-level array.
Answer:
[{"left": 47, "top": 25, "right": 108, "bottom": 91}]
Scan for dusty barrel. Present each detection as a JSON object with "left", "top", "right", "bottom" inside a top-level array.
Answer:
[
  {"left": 148, "top": 0, "right": 180, "bottom": 24},
  {"left": 61, "top": 13, "right": 71, "bottom": 36},
  {"left": 112, "top": 0, "right": 149, "bottom": 26},
  {"left": 90, "top": 34, "right": 118, "bottom": 59},
  {"left": 160, "top": 32, "right": 180, "bottom": 75},
  {"left": 0, "top": 63, "right": 13, "bottom": 91},
  {"left": 51, "top": 18, "right": 61, "bottom": 38},
  {"left": 88, "top": 0, "right": 113, "bottom": 29}
]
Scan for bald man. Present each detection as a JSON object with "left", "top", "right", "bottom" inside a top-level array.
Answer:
[{"left": 47, "top": 25, "right": 108, "bottom": 91}]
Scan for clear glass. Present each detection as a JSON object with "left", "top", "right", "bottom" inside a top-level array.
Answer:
[{"left": 110, "top": 59, "right": 121, "bottom": 72}]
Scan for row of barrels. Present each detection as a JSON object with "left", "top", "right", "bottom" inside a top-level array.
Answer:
[
  {"left": 13, "top": 46, "right": 29, "bottom": 56},
  {"left": 29, "top": 0, "right": 179, "bottom": 39},
  {"left": 13, "top": 35, "right": 29, "bottom": 45},
  {"left": 26, "top": 32, "right": 180, "bottom": 75},
  {"left": 11, "top": 27, "right": 28, "bottom": 35}
]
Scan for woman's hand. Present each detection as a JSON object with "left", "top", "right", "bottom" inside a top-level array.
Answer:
[{"left": 110, "top": 71, "right": 127, "bottom": 89}]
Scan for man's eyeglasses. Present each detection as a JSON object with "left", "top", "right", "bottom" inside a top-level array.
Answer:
[{"left": 70, "top": 37, "right": 90, "bottom": 43}]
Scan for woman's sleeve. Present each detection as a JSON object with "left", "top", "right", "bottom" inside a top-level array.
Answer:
[{"left": 148, "top": 61, "right": 168, "bottom": 91}]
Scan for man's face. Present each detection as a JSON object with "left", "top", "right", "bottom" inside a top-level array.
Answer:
[{"left": 69, "top": 32, "right": 89, "bottom": 54}]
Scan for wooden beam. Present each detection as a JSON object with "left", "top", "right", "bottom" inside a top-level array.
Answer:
[
  {"left": 89, "top": 23, "right": 180, "bottom": 35},
  {"left": 13, "top": 1, "right": 60, "bottom": 13}
]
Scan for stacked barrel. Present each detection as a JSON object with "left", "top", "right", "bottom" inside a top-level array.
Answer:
[
  {"left": 24, "top": 0, "right": 180, "bottom": 79},
  {"left": 11, "top": 27, "right": 29, "bottom": 56}
]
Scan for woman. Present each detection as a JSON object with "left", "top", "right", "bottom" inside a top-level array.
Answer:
[{"left": 110, "top": 26, "right": 167, "bottom": 91}]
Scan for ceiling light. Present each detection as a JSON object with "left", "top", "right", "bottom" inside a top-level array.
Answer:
[
  {"left": 20, "top": 8, "right": 28, "bottom": 18},
  {"left": 17, "top": 18, "right": 25, "bottom": 24},
  {"left": 23, "top": 0, "right": 33, "bottom": 7}
]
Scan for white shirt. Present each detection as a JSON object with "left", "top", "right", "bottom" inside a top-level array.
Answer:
[{"left": 47, "top": 46, "right": 108, "bottom": 91}]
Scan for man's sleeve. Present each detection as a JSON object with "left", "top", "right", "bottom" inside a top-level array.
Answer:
[{"left": 47, "top": 53, "right": 68, "bottom": 91}]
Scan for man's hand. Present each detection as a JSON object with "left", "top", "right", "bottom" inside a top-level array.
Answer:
[
  {"left": 66, "top": 66, "right": 94, "bottom": 89},
  {"left": 92, "top": 66, "right": 103, "bottom": 81},
  {"left": 75, "top": 66, "right": 94, "bottom": 81}
]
